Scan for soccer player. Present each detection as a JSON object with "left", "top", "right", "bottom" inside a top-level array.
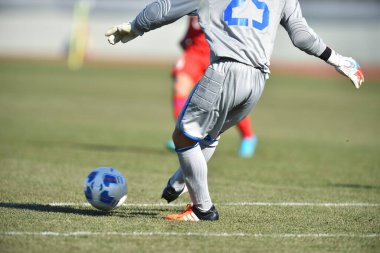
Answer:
[
  {"left": 105, "top": 0, "right": 364, "bottom": 221},
  {"left": 168, "top": 15, "right": 257, "bottom": 157}
]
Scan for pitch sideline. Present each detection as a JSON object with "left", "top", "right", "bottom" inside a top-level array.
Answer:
[
  {"left": 2, "top": 231, "right": 379, "bottom": 238},
  {"left": 47, "top": 202, "right": 380, "bottom": 207}
]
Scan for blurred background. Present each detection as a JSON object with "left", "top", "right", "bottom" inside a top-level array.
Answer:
[{"left": 0, "top": 0, "right": 379, "bottom": 74}]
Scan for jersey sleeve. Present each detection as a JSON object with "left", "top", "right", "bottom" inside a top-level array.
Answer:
[
  {"left": 131, "top": 0, "right": 200, "bottom": 35},
  {"left": 280, "top": 0, "right": 326, "bottom": 57}
]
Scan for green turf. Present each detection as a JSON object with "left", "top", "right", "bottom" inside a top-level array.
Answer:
[{"left": 0, "top": 60, "right": 379, "bottom": 253}]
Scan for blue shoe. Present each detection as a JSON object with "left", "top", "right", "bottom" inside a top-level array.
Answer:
[
  {"left": 239, "top": 136, "right": 258, "bottom": 158},
  {"left": 165, "top": 140, "right": 175, "bottom": 152}
]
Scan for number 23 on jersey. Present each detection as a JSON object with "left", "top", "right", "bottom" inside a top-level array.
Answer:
[{"left": 224, "top": 0, "right": 270, "bottom": 30}]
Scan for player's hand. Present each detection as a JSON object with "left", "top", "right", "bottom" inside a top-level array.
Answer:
[
  {"left": 328, "top": 52, "right": 364, "bottom": 89},
  {"left": 105, "top": 22, "right": 137, "bottom": 45}
]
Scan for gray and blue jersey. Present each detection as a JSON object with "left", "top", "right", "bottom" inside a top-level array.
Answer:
[
  {"left": 127, "top": 0, "right": 332, "bottom": 210},
  {"left": 132, "top": 0, "right": 327, "bottom": 73}
]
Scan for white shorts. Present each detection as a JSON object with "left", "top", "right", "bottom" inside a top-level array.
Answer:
[{"left": 177, "top": 59, "right": 266, "bottom": 141}]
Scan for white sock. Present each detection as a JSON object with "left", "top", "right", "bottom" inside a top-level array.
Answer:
[
  {"left": 169, "top": 168, "right": 185, "bottom": 192},
  {"left": 169, "top": 141, "right": 218, "bottom": 192},
  {"left": 177, "top": 144, "right": 212, "bottom": 211},
  {"left": 200, "top": 140, "right": 218, "bottom": 161}
]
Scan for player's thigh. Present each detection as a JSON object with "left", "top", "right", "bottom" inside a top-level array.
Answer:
[
  {"left": 177, "top": 66, "right": 225, "bottom": 141},
  {"left": 221, "top": 66, "right": 266, "bottom": 133},
  {"left": 221, "top": 102, "right": 255, "bottom": 133}
]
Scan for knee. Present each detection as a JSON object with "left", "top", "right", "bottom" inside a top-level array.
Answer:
[{"left": 172, "top": 128, "right": 197, "bottom": 150}]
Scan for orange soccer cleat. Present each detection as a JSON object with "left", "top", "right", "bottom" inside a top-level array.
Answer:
[{"left": 165, "top": 204, "right": 219, "bottom": 221}]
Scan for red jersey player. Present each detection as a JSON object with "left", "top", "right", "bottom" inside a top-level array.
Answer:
[{"left": 167, "top": 16, "right": 257, "bottom": 157}]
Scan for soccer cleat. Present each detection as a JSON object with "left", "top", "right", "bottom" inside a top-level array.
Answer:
[
  {"left": 161, "top": 180, "right": 188, "bottom": 203},
  {"left": 165, "top": 204, "right": 219, "bottom": 221},
  {"left": 165, "top": 139, "right": 176, "bottom": 152},
  {"left": 239, "top": 136, "right": 258, "bottom": 158}
]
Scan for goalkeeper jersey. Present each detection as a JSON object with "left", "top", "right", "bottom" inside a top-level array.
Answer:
[{"left": 132, "top": 0, "right": 327, "bottom": 73}]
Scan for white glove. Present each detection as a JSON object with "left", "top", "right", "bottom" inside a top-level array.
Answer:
[
  {"left": 327, "top": 50, "right": 364, "bottom": 89},
  {"left": 105, "top": 22, "right": 138, "bottom": 45}
]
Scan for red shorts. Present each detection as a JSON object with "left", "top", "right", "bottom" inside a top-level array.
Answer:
[{"left": 172, "top": 45, "right": 210, "bottom": 84}]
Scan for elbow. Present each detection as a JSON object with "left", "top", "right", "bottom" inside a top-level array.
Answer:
[
  {"left": 134, "top": 0, "right": 171, "bottom": 32},
  {"left": 291, "top": 30, "right": 315, "bottom": 51}
]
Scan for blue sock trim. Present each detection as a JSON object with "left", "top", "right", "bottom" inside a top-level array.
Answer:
[
  {"left": 204, "top": 135, "right": 219, "bottom": 143},
  {"left": 200, "top": 135, "right": 219, "bottom": 147},
  {"left": 175, "top": 142, "right": 199, "bottom": 153}
]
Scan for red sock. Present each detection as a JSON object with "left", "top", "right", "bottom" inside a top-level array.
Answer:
[
  {"left": 173, "top": 96, "right": 188, "bottom": 119},
  {"left": 237, "top": 115, "right": 254, "bottom": 138}
]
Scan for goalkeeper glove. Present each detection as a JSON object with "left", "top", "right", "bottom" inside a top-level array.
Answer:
[
  {"left": 327, "top": 50, "right": 364, "bottom": 89},
  {"left": 105, "top": 22, "right": 138, "bottom": 45}
]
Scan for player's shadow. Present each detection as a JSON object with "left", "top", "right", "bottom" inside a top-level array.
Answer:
[
  {"left": 112, "top": 208, "right": 172, "bottom": 219},
  {"left": 0, "top": 202, "right": 176, "bottom": 219},
  {"left": 329, "top": 183, "right": 380, "bottom": 190},
  {"left": 0, "top": 202, "right": 108, "bottom": 216}
]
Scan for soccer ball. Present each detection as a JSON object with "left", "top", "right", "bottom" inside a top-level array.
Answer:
[{"left": 84, "top": 167, "right": 128, "bottom": 211}]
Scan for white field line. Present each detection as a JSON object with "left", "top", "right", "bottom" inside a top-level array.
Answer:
[
  {"left": 224, "top": 202, "right": 380, "bottom": 207},
  {"left": 46, "top": 202, "right": 380, "bottom": 207},
  {"left": 2, "top": 231, "right": 379, "bottom": 238}
]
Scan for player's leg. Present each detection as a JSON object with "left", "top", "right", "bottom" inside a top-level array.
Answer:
[
  {"left": 163, "top": 52, "right": 213, "bottom": 201},
  {"left": 165, "top": 61, "right": 266, "bottom": 221},
  {"left": 165, "top": 128, "right": 218, "bottom": 221},
  {"left": 236, "top": 115, "right": 258, "bottom": 158},
  {"left": 165, "top": 65, "right": 226, "bottom": 221},
  {"left": 162, "top": 128, "right": 195, "bottom": 203},
  {"left": 162, "top": 136, "right": 219, "bottom": 203}
]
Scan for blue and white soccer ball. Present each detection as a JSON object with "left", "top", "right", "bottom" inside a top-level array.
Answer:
[{"left": 84, "top": 167, "right": 128, "bottom": 211}]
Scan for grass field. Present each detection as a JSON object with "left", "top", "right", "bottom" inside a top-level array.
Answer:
[{"left": 0, "top": 60, "right": 379, "bottom": 253}]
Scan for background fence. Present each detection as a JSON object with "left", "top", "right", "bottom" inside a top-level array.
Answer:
[{"left": 0, "top": 0, "right": 379, "bottom": 65}]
